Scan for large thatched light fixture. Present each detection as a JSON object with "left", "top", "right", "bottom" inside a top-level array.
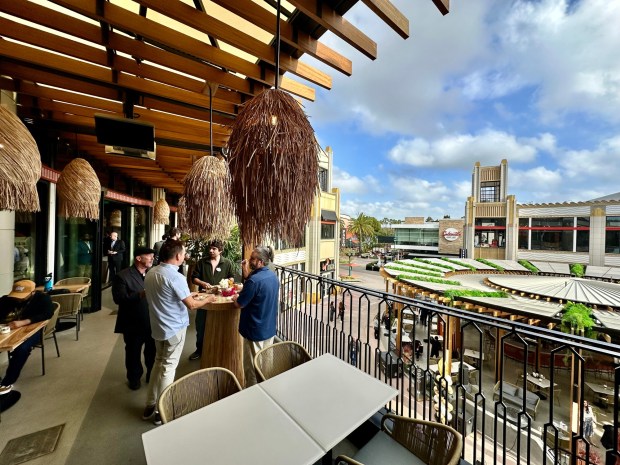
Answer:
[
  {"left": 0, "top": 105, "right": 42, "bottom": 212},
  {"left": 226, "top": 0, "right": 319, "bottom": 247},
  {"left": 176, "top": 196, "right": 187, "bottom": 231},
  {"left": 183, "top": 155, "right": 234, "bottom": 240},
  {"left": 153, "top": 198, "right": 170, "bottom": 225},
  {"left": 57, "top": 158, "right": 101, "bottom": 219}
]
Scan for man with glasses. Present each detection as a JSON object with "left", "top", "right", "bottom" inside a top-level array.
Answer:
[{"left": 231, "top": 245, "right": 279, "bottom": 387}]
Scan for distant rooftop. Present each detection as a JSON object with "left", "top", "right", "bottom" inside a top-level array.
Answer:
[{"left": 589, "top": 192, "right": 620, "bottom": 201}]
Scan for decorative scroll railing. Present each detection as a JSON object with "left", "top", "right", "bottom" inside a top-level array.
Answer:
[{"left": 275, "top": 266, "right": 620, "bottom": 465}]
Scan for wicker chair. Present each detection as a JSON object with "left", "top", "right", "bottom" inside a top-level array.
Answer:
[
  {"left": 158, "top": 368, "right": 242, "bottom": 424},
  {"left": 55, "top": 277, "right": 91, "bottom": 320},
  {"left": 336, "top": 414, "right": 463, "bottom": 465},
  {"left": 50, "top": 293, "right": 82, "bottom": 340},
  {"left": 34, "top": 302, "right": 61, "bottom": 375},
  {"left": 253, "top": 341, "right": 312, "bottom": 382}
]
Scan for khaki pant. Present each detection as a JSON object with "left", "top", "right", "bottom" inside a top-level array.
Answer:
[
  {"left": 146, "top": 328, "right": 186, "bottom": 407},
  {"left": 243, "top": 337, "right": 274, "bottom": 387}
]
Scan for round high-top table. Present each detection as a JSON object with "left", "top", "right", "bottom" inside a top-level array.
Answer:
[{"left": 199, "top": 297, "right": 245, "bottom": 387}]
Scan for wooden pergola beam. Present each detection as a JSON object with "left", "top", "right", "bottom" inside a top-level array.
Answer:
[
  {"left": 210, "top": 0, "right": 353, "bottom": 76},
  {"left": 133, "top": 0, "right": 332, "bottom": 90},
  {"left": 361, "top": 0, "right": 409, "bottom": 39},
  {"left": 287, "top": 0, "right": 378, "bottom": 60}
]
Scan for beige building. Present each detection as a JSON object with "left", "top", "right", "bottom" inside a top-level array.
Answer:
[
  {"left": 273, "top": 147, "right": 340, "bottom": 298},
  {"left": 464, "top": 160, "right": 620, "bottom": 265}
]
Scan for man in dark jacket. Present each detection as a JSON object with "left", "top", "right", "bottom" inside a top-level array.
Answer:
[
  {"left": 105, "top": 231, "right": 126, "bottom": 282},
  {"left": 0, "top": 280, "right": 53, "bottom": 395},
  {"left": 112, "top": 247, "right": 156, "bottom": 390}
]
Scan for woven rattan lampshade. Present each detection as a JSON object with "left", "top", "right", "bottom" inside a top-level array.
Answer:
[
  {"left": 227, "top": 88, "right": 319, "bottom": 247},
  {"left": 57, "top": 158, "right": 100, "bottom": 219},
  {"left": 0, "top": 105, "right": 42, "bottom": 212},
  {"left": 153, "top": 198, "right": 170, "bottom": 225},
  {"left": 177, "top": 196, "right": 187, "bottom": 231},
  {"left": 183, "top": 155, "right": 234, "bottom": 240}
]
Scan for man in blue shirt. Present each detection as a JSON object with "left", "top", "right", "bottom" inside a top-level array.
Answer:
[
  {"left": 232, "top": 245, "right": 279, "bottom": 387},
  {"left": 142, "top": 240, "right": 215, "bottom": 424}
]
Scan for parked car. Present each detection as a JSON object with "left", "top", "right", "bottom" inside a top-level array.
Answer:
[{"left": 360, "top": 252, "right": 371, "bottom": 258}]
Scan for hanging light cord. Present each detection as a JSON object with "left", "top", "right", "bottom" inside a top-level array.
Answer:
[
  {"left": 209, "top": 86, "right": 213, "bottom": 156},
  {"left": 275, "top": 0, "right": 281, "bottom": 90}
]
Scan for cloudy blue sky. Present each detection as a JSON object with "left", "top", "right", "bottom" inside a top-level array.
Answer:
[{"left": 302, "top": 0, "right": 620, "bottom": 221}]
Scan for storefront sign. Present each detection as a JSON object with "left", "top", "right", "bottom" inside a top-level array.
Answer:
[{"left": 442, "top": 228, "right": 462, "bottom": 242}]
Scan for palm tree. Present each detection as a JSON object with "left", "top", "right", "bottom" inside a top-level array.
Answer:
[{"left": 349, "top": 213, "right": 375, "bottom": 254}]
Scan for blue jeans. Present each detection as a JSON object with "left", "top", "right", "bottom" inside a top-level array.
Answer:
[{"left": 2, "top": 330, "right": 42, "bottom": 386}]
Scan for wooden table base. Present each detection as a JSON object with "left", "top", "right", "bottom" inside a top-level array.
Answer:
[{"left": 200, "top": 302, "right": 245, "bottom": 387}]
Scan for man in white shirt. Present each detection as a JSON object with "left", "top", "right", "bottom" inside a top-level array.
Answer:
[{"left": 141, "top": 240, "right": 215, "bottom": 424}]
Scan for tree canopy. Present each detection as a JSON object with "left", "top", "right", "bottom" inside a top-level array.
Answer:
[{"left": 349, "top": 213, "right": 376, "bottom": 253}]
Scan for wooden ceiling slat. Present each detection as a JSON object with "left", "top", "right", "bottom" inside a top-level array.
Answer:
[
  {"left": 1, "top": 0, "right": 262, "bottom": 100},
  {"left": 211, "top": 0, "right": 352, "bottom": 76},
  {"left": 134, "top": 0, "right": 332, "bottom": 89},
  {"left": 0, "top": 19, "right": 237, "bottom": 115},
  {"left": 361, "top": 0, "right": 409, "bottom": 39},
  {"left": 18, "top": 97, "right": 231, "bottom": 139},
  {"left": 287, "top": 0, "right": 377, "bottom": 60},
  {"left": 0, "top": 62, "right": 121, "bottom": 102},
  {"left": 0, "top": 40, "right": 239, "bottom": 117},
  {"left": 49, "top": 0, "right": 319, "bottom": 96},
  {"left": 52, "top": 112, "right": 228, "bottom": 146}
]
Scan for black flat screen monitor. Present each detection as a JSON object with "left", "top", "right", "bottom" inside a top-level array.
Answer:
[{"left": 94, "top": 114, "right": 155, "bottom": 151}]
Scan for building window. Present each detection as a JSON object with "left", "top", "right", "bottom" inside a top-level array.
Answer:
[
  {"left": 318, "top": 168, "right": 328, "bottom": 192},
  {"left": 479, "top": 181, "right": 500, "bottom": 203},
  {"left": 474, "top": 218, "right": 505, "bottom": 247},
  {"left": 274, "top": 235, "right": 306, "bottom": 250},
  {"left": 394, "top": 228, "right": 439, "bottom": 247},
  {"left": 519, "top": 217, "right": 590, "bottom": 252},
  {"left": 321, "top": 223, "right": 335, "bottom": 239},
  {"left": 605, "top": 216, "right": 620, "bottom": 253}
]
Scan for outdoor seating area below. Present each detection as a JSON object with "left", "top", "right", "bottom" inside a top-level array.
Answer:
[{"left": 492, "top": 381, "right": 541, "bottom": 420}]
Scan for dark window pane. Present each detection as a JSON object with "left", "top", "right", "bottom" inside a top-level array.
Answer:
[
  {"left": 479, "top": 181, "right": 500, "bottom": 203},
  {"left": 321, "top": 223, "right": 335, "bottom": 239},
  {"left": 605, "top": 230, "right": 620, "bottom": 253},
  {"left": 576, "top": 230, "right": 589, "bottom": 252},
  {"left": 518, "top": 229, "right": 528, "bottom": 249},
  {"left": 606, "top": 216, "right": 620, "bottom": 227},
  {"left": 531, "top": 230, "right": 573, "bottom": 251}
]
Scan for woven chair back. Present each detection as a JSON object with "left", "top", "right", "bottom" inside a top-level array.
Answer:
[
  {"left": 158, "top": 368, "right": 242, "bottom": 424},
  {"left": 50, "top": 293, "right": 83, "bottom": 317},
  {"left": 55, "top": 277, "right": 91, "bottom": 286},
  {"left": 382, "top": 414, "right": 462, "bottom": 465},
  {"left": 44, "top": 303, "right": 61, "bottom": 337},
  {"left": 254, "top": 341, "right": 312, "bottom": 382}
]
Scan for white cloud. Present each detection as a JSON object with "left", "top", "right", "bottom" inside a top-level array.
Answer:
[
  {"left": 387, "top": 130, "right": 541, "bottom": 168},
  {"left": 332, "top": 167, "right": 381, "bottom": 195},
  {"left": 479, "top": 0, "right": 620, "bottom": 122}
]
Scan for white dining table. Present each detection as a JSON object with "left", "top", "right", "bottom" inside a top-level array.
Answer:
[
  {"left": 260, "top": 353, "right": 398, "bottom": 451},
  {"left": 143, "top": 353, "right": 398, "bottom": 465},
  {"left": 142, "top": 385, "right": 324, "bottom": 465}
]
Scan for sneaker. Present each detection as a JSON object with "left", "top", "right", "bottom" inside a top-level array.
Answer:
[
  {"left": 153, "top": 412, "right": 162, "bottom": 426},
  {"left": 142, "top": 405, "right": 157, "bottom": 421},
  {"left": 0, "top": 384, "right": 12, "bottom": 395},
  {"left": 189, "top": 350, "right": 201, "bottom": 361}
]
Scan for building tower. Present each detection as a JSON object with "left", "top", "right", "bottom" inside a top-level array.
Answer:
[{"left": 464, "top": 160, "right": 517, "bottom": 260}]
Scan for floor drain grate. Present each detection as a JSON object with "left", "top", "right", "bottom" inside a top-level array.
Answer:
[{"left": 0, "top": 424, "right": 64, "bottom": 465}]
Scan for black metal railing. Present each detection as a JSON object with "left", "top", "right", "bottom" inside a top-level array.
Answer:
[{"left": 275, "top": 266, "right": 620, "bottom": 465}]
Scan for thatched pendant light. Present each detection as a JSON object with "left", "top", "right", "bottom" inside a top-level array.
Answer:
[
  {"left": 183, "top": 155, "right": 234, "bottom": 240},
  {"left": 0, "top": 105, "right": 42, "bottom": 212},
  {"left": 57, "top": 158, "right": 101, "bottom": 219},
  {"left": 176, "top": 196, "right": 187, "bottom": 231},
  {"left": 153, "top": 198, "right": 170, "bottom": 225},
  {"left": 227, "top": 88, "right": 319, "bottom": 247}
]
